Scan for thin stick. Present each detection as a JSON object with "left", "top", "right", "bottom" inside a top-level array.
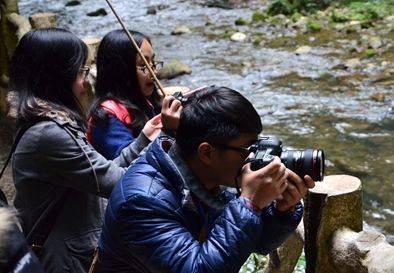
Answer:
[{"left": 104, "top": 0, "right": 166, "bottom": 97}]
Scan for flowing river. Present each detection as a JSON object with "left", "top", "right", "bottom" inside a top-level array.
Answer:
[{"left": 11, "top": 0, "right": 394, "bottom": 243}]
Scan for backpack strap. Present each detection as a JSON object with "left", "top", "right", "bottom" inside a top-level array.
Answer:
[
  {"left": 0, "top": 122, "right": 34, "bottom": 180},
  {"left": 101, "top": 100, "right": 133, "bottom": 125}
]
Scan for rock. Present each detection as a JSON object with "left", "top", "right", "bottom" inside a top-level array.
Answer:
[
  {"left": 6, "top": 13, "right": 31, "bottom": 41},
  {"left": 253, "top": 35, "right": 263, "bottom": 45},
  {"left": 171, "top": 25, "right": 191, "bottom": 35},
  {"left": 65, "top": 0, "right": 81, "bottom": 7},
  {"left": 368, "top": 36, "right": 382, "bottom": 49},
  {"left": 332, "top": 229, "right": 394, "bottom": 273},
  {"left": 385, "top": 15, "right": 394, "bottom": 22},
  {"left": 29, "top": 12, "right": 57, "bottom": 28},
  {"left": 345, "top": 58, "right": 361, "bottom": 69},
  {"left": 146, "top": 6, "right": 157, "bottom": 15},
  {"left": 157, "top": 60, "right": 192, "bottom": 80},
  {"left": 157, "top": 4, "right": 169, "bottom": 10},
  {"left": 205, "top": 0, "right": 233, "bottom": 9},
  {"left": 295, "top": 45, "right": 311, "bottom": 54},
  {"left": 230, "top": 32, "right": 246, "bottom": 42},
  {"left": 315, "top": 10, "right": 327, "bottom": 20},
  {"left": 252, "top": 11, "right": 267, "bottom": 22},
  {"left": 235, "top": 17, "right": 247, "bottom": 26},
  {"left": 366, "top": 48, "right": 376, "bottom": 57},
  {"left": 269, "top": 58, "right": 281, "bottom": 65},
  {"left": 308, "top": 21, "right": 322, "bottom": 32},
  {"left": 293, "top": 16, "right": 309, "bottom": 30},
  {"left": 349, "top": 20, "right": 361, "bottom": 26},
  {"left": 82, "top": 37, "right": 101, "bottom": 64},
  {"left": 87, "top": 8, "right": 107, "bottom": 17},
  {"left": 369, "top": 92, "right": 385, "bottom": 102}
]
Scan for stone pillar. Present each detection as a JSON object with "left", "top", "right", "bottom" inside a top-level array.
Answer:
[
  {"left": 29, "top": 12, "right": 57, "bottom": 28},
  {"left": 264, "top": 222, "right": 304, "bottom": 273},
  {"left": 304, "top": 175, "right": 363, "bottom": 273}
]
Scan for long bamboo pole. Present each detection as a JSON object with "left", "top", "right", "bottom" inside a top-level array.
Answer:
[{"left": 104, "top": 0, "right": 166, "bottom": 97}]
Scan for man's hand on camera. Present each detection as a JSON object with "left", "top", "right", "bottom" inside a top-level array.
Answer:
[
  {"left": 161, "top": 95, "right": 182, "bottom": 131},
  {"left": 240, "top": 157, "right": 289, "bottom": 210},
  {"left": 275, "top": 170, "right": 315, "bottom": 213}
]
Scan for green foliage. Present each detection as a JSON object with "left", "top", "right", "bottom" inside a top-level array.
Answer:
[
  {"left": 252, "top": 11, "right": 268, "bottom": 22},
  {"left": 239, "top": 253, "right": 268, "bottom": 273},
  {"left": 267, "top": 0, "right": 295, "bottom": 16},
  {"left": 331, "top": 1, "right": 393, "bottom": 23},
  {"left": 267, "top": 0, "right": 329, "bottom": 16}
]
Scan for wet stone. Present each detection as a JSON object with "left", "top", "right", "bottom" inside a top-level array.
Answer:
[
  {"left": 87, "top": 8, "right": 107, "bottom": 17},
  {"left": 171, "top": 25, "right": 191, "bottom": 35},
  {"left": 230, "top": 32, "right": 246, "bottom": 42}
]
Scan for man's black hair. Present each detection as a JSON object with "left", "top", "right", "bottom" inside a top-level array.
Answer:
[{"left": 176, "top": 86, "right": 263, "bottom": 156}]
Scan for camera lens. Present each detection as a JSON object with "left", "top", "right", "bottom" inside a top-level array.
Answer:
[{"left": 280, "top": 149, "right": 325, "bottom": 181}]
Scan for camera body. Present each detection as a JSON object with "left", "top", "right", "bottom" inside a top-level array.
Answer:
[{"left": 249, "top": 136, "right": 325, "bottom": 181}]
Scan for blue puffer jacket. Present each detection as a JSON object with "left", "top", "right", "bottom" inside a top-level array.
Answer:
[{"left": 97, "top": 136, "right": 303, "bottom": 273}]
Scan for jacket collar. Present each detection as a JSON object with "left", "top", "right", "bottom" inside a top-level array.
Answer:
[{"left": 167, "top": 142, "right": 227, "bottom": 210}]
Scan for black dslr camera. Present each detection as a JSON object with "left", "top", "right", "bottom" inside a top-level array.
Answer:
[{"left": 248, "top": 136, "right": 325, "bottom": 181}]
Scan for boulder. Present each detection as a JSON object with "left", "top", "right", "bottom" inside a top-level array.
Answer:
[
  {"left": 295, "top": 46, "right": 311, "bottom": 54},
  {"left": 171, "top": 25, "right": 191, "bottom": 35},
  {"left": 157, "top": 60, "right": 192, "bottom": 80}
]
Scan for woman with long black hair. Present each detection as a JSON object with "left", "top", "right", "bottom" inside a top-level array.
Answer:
[
  {"left": 88, "top": 29, "right": 165, "bottom": 159},
  {"left": 8, "top": 28, "right": 181, "bottom": 273}
]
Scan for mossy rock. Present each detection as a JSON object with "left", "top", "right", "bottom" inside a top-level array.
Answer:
[
  {"left": 87, "top": 8, "right": 107, "bottom": 17},
  {"left": 253, "top": 36, "right": 263, "bottom": 46},
  {"left": 366, "top": 48, "right": 376, "bottom": 57},
  {"left": 308, "top": 21, "right": 322, "bottom": 32},
  {"left": 252, "top": 11, "right": 267, "bottom": 22},
  {"left": 291, "top": 12, "right": 302, "bottom": 23},
  {"left": 157, "top": 60, "right": 192, "bottom": 80},
  {"left": 66, "top": 0, "right": 81, "bottom": 7},
  {"left": 235, "top": 17, "right": 247, "bottom": 26}
]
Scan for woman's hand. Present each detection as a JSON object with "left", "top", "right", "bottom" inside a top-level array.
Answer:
[
  {"left": 142, "top": 114, "right": 162, "bottom": 141},
  {"left": 161, "top": 95, "right": 183, "bottom": 131}
]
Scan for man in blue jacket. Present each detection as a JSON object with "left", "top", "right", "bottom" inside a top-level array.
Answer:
[{"left": 96, "top": 86, "right": 315, "bottom": 273}]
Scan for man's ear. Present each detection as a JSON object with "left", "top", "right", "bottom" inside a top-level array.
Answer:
[{"left": 197, "top": 142, "right": 214, "bottom": 165}]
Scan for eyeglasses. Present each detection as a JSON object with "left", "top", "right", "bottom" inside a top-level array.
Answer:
[
  {"left": 79, "top": 66, "right": 90, "bottom": 80},
  {"left": 136, "top": 61, "right": 164, "bottom": 74},
  {"left": 212, "top": 141, "right": 258, "bottom": 157}
]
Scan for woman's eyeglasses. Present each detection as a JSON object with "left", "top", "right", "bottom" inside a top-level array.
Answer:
[
  {"left": 136, "top": 61, "right": 164, "bottom": 74},
  {"left": 79, "top": 66, "right": 90, "bottom": 80}
]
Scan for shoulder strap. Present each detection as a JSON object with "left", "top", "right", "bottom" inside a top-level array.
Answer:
[
  {"left": 0, "top": 122, "right": 36, "bottom": 180},
  {"left": 101, "top": 100, "right": 133, "bottom": 125}
]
